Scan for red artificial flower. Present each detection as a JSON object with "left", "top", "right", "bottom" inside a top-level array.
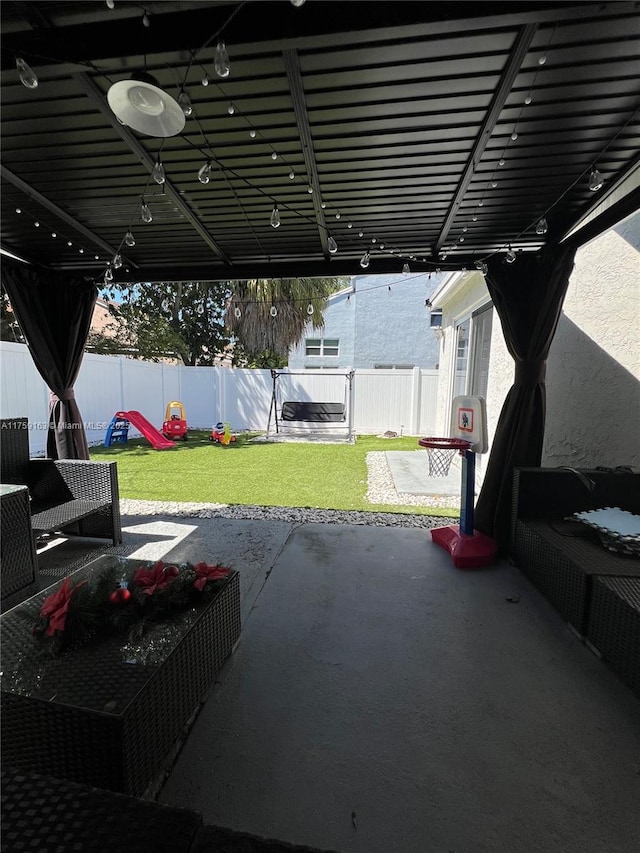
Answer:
[
  {"left": 132, "top": 560, "right": 172, "bottom": 596},
  {"left": 193, "top": 561, "right": 231, "bottom": 592},
  {"left": 39, "top": 576, "right": 87, "bottom": 637}
]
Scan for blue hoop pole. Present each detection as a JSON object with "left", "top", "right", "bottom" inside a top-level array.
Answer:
[{"left": 459, "top": 449, "right": 475, "bottom": 535}]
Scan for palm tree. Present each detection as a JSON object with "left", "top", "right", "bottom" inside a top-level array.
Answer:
[{"left": 225, "top": 277, "right": 348, "bottom": 365}]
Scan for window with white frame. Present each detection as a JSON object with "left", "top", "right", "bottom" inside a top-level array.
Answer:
[{"left": 305, "top": 338, "right": 339, "bottom": 357}]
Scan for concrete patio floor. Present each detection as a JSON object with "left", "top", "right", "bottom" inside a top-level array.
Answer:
[{"left": 39, "top": 510, "right": 640, "bottom": 853}]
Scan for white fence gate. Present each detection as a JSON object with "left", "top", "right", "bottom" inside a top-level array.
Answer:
[{"left": 0, "top": 342, "right": 439, "bottom": 455}]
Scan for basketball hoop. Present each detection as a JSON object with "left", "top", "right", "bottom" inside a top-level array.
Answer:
[{"left": 418, "top": 436, "right": 473, "bottom": 477}]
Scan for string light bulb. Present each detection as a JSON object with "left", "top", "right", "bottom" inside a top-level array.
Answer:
[
  {"left": 289, "top": 170, "right": 295, "bottom": 180},
  {"left": 214, "top": 42, "right": 230, "bottom": 78},
  {"left": 505, "top": 245, "right": 516, "bottom": 264},
  {"left": 141, "top": 199, "right": 152, "bottom": 223},
  {"left": 234, "top": 306, "right": 242, "bottom": 319},
  {"left": 474, "top": 260, "right": 488, "bottom": 276},
  {"left": 535, "top": 218, "right": 548, "bottom": 235},
  {"left": 161, "top": 299, "right": 170, "bottom": 312},
  {"left": 178, "top": 90, "right": 193, "bottom": 117},
  {"left": 113, "top": 253, "right": 123, "bottom": 269},
  {"left": 125, "top": 230, "right": 136, "bottom": 247},
  {"left": 152, "top": 158, "right": 165, "bottom": 185},
  {"left": 588, "top": 168, "right": 604, "bottom": 192},
  {"left": 249, "top": 129, "right": 256, "bottom": 139},
  {"left": 270, "top": 203, "right": 281, "bottom": 228},
  {"left": 104, "top": 265, "right": 114, "bottom": 282},
  {"left": 360, "top": 250, "right": 370, "bottom": 269},
  {"left": 270, "top": 305, "right": 278, "bottom": 317},
  {"left": 142, "top": 10, "right": 150, "bottom": 27},
  {"left": 106, "top": 0, "right": 115, "bottom": 8},
  {"left": 307, "top": 303, "right": 314, "bottom": 315},
  {"left": 16, "top": 57, "right": 38, "bottom": 89},
  {"left": 197, "top": 302, "right": 205, "bottom": 315},
  {"left": 290, "top": 0, "right": 306, "bottom": 5},
  {"left": 198, "top": 161, "right": 212, "bottom": 184},
  {"left": 327, "top": 236, "right": 338, "bottom": 254},
  {"left": 227, "top": 103, "right": 235, "bottom": 115},
  {"left": 201, "top": 73, "right": 210, "bottom": 87},
  {"left": 402, "top": 263, "right": 411, "bottom": 276}
]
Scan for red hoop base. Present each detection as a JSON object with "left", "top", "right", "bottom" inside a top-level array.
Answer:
[{"left": 431, "top": 526, "right": 498, "bottom": 569}]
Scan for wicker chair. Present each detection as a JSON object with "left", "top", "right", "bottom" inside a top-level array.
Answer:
[{"left": 0, "top": 417, "right": 122, "bottom": 548}]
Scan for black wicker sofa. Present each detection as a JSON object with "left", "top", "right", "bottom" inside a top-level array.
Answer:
[
  {"left": 0, "top": 416, "right": 122, "bottom": 550},
  {"left": 510, "top": 466, "right": 640, "bottom": 696}
]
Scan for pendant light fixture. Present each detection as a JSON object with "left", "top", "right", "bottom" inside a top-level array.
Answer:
[{"left": 107, "top": 71, "right": 185, "bottom": 137}]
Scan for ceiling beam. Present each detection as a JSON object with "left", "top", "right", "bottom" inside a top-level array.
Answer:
[
  {"left": 108, "top": 256, "right": 477, "bottom": 283},
  {"left": 72, "top": 72, "right": 231, "bottom": 265},
  {"left": 434, "top": 22, "right": 538, "bottom": 255},
  {"left": 282, "top": 48, "right": 330, "bottom": 257},
  {"left": 1, "top": 163, "right": 127, "bottom": 262},
  {"left": 0, "top": 3, "right": 614, "bottom": 70}
]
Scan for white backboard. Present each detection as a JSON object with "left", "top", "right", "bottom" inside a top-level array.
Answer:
[{"left": 450, "top": 395, "right": 488, "bottom": 453}]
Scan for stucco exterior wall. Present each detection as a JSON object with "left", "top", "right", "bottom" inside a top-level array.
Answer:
[
  {"left": 288, "top": 273, "right": 443, "bottom": 370},
  {"left": 543, "top": 214, "right": 640, "bottom": 468},
  {"left": 289, "top": 288, "right": 356, "bottom": 370}
]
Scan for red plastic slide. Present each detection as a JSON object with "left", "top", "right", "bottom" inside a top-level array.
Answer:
[{"left": 116, "top": 410, "right": 176, "bottom": 450}]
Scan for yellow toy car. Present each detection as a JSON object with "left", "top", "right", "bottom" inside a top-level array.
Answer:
[{"left": 162, "top": 401, "right": 188, "bottom": 441}]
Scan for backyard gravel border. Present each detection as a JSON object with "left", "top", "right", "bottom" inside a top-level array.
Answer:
[{"left": 120, "top": 452, "right": 459, "bottom": 529}]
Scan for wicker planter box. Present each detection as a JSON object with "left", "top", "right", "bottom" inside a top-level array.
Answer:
[{"left": 0, "top": 556, "right": 241, "bottom": 797}]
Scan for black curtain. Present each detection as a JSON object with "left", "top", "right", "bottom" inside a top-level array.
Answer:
[
  {"left": 474, "top": 189, "right": 640, "bottom": 554},
  {"left": 473, "top": 244, "right": 577, "bottom": 553},
  {"left": 1, "top": 263, "right": 98, "bottom": 460}
]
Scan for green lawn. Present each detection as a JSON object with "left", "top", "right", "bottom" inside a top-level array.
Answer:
[{"left": 90, "top": 431, "right": 458, "bottom": 518}]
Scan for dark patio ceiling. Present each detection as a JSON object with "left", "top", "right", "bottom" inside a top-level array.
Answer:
[{"left": 1, "top": 0, "right": 639, "bottom": 284}]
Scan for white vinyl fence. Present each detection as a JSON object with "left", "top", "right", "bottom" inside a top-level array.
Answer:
[{"left": 0, "top": 342, "right": 439, "bottom": 455}]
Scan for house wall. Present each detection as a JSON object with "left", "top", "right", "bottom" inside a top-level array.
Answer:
[
  {"left": 433, "top": 272, "right": 510, "bottom": 449},
  {"left": 543, "top": 212, "right": 640, "bottom": 468},
  {"left": 289, "top": 288, "right": 355, "bottom": 370},
  {"left": 431, "top": 211, "right": 640, "bottom": 482},
  {"left": 288, "top": 272, "right": 443, "bottom": 370}
]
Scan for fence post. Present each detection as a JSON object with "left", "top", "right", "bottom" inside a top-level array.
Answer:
[{"left": 410, "top": 367, "right": 421, "bottom": 435}]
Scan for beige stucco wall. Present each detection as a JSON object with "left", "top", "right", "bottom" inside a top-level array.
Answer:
[{"left": 543, "top": 224, "right": 640, "bottom": 468}]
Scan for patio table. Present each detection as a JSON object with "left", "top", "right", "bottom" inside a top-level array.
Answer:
[{"left": 0, "top": 555, "right": 241, "bottom": 797}]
